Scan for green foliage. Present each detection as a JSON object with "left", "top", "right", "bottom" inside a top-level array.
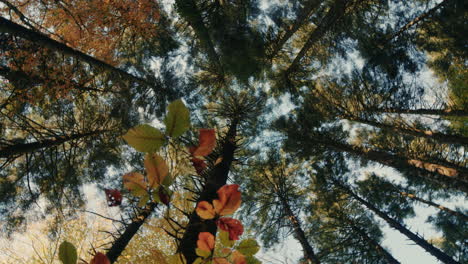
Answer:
[
  {"left": 59, "top": 241, "right": 78, "bottom": 264},
  {"left": 123, "top": 124, "right": 165, "bottom": 153}
]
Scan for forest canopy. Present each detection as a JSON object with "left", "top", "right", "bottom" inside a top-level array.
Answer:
[{"left": 0, "top": 0, "right": 466, "bottom": 263}]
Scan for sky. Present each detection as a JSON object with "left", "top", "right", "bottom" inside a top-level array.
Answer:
[{"left": 0, "top": 0, "right": 465, "bottom": 263}]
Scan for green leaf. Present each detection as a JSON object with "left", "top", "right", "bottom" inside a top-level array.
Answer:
[
  {"left": 162, "top": 173, "right": 173, "bottom": 187},
  {"left": 195, "top": 248, "right": 211, "bottom": 258},
  {"left": 122, "top": 124, "right": 165, "bottom": 152},
  {"left": 167, "top": 254, "right": 187, "bottom": 264},
  {"left": 246, "top": 255, "right": 262, "bottom": 264},
  {"left": 193, "top": 257, "right": 204, "bottom": 264},
  {"left": 138, "top": 194, "right": 150, "bottom": 207},
  {"left": 152, "top": 188, "right": 161, "bottom": 203},
  {"left": 236, "top": 239, "right": 259, "bottom": 256},
  {"left": 219, "top": 230, "right": 235, "bottom": 248},
  {"left": 164, "top": 99, "right": 190, "bottom": 138},
  {"left": 59, "top": 241, "right": 77, "bottom": 264}
]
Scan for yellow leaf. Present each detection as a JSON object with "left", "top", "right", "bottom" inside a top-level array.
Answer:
[
  {"left": 122, "top": 124, "right": 165, "bottom": 152},
  {"left": 144, "top": 153, "right": 168, "bottom": 189}
]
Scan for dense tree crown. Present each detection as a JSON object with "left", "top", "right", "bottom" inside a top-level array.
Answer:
[{"left": 0, "top": 0, "right": 466, "bottom": 263}]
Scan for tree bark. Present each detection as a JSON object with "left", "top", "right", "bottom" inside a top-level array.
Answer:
[
  {"left": 0, "top": 130, "right": 108, "bottom": 159},
  {"left": 332, "top": 178, "right": 460, "bottom": 264},
  {"left": 280, "top": 196, "right": 320, "bottom": 264},
  {"left": 0, "top": 17, "right": 149, "bottom": 85},
  {"left": 106, "top": 202, "right": 158, "bottom": 263},
  {"left": 385, "top": 0, "right": 450, "bottom": 43},
  {"left": 315, "top": 135, "right": 468, "bottom": 193},
  {"left": 178, "top": 119, "right": 239, "bottom": 263},
  {"left": 398, "top": 192, "right": 468, "bottom": 221},
  {"left": 175, "top": 0, "right": 224, "bottom": 78},
  {"left": 346, "top": 116, "right": 468, "bottom": 146},
  {"left": 368, "top": 107, "right": 468, "bottom": 117},
  {"left": 343, "top": 217, "right": 401, "bottom": 264},
  {"left": 286, "top": 0, "right": 358, "bottom": 74},
  {"left": 268, "top": 0, "right": 321, "bottom": 60}
]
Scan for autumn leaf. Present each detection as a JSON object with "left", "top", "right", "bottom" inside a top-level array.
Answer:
[
  {"left": 190, "top": 129, "right": 216, "bottom": 157},
  {"left": 196, "top": 201, "right": 216, "bottom": 220},
  {"left": 197, "top": 232, "right": 215, "bottom": 252},
  {"left": 164, "top": 99, "right": 190, "bottom": 138},
  {"left": 58, "top": 241, "right": 77, "bottom": 264},
  {"left": 104, "top": 189, "right": 122, "bottom": 207},
  {"left": 122, "top": 172, "right": 147, "bottom": 196},
  {"left": 236, "top": 239, "right": 260, "bottom": 256},
  {"left": 213, "top": 184, "right": 241, "bottom": 216},
  {"left": 90, "top": 252, "right": 110, "bottom": 264},
  {"left": 191, "top": 157, "right": 207, "bottom": 175},
  {"left": 144, "top": 153, "right": 168, "bottom": 189},
  {"left": 158, "top": 187, "right": 171, "bottom": 206},
  {"left": 122, "top": 124, "right": 165, "bottom": 153},
  {"left": 232, "top": 251, "right": 247, "bottom": 264},
  {"left": 213, "top": 257, "right": 231, "bottom": 264},
  {"left": 216, "top": 217, "right": 244, "bottom": 240},
  {"left": 219, "top": 230, "right": 235, "bottom": 248}
]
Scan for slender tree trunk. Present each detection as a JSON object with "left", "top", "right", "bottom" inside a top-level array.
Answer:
[
  {"left": 343, "top": 217, "right": 401, "bottom": 264},
  {"left": 0, "top": 130, "right": 108, "bottom": 159},
  {"left": 0, "top": 17, "right": 149, "bottom": 85},
  {"left": 385, "top": 0, "right": 450, "bottom": 43},
  {"left": 315, "top": 135, "right": 468, "bottom": 193},
  {"left": 346, "top": 116, "right": 468, "bottom": 146},
  {"left": 175, "top": 0, "right": 224, "bottom": 78},
  {"left": 268, "top": 0, "right": 321, "bottom": 59},
  {"left": 368, "top": 107, "right": 468, "bottom": 117},
  {"left": 280, "top": 196, "right": 320, "bottom": 264},
  {"left": 106, "top": 202, "right": 158, "bottom": 263},
  {"left": 179, "top": 119, "right": 239, "bottom": 263},
  {"left": 398, "top": 192, "right": 468, "bottom": 221},
  {"left": 0, "top": 66, "right": 118, "bottom": 94},
  {"left": 286, "top": 0, "right": 359, "bottom": 74},
  {"left": 331, "top": 178, "right": 460, "bottom": 264}
]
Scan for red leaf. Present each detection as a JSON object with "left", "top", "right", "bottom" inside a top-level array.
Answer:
[
  {"left": 190, "top": 129, "right": 216, "bottom": 157},
  {"left": 90, "top": 252, "right": 110, "bottom": 264},
  {"left": 104, "top": 189, "right": 122, "bottom": 207},
  {"left": 191, "top": 157, "right": 207, "bottom": 175},
  {"left": 158, "top": 187, "right": 170, "bottom": 206},
  {"left": 216, "top": 217, "right": 244, "bottom": 240}
]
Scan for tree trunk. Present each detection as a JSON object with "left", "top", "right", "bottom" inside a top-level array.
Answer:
[
  {"left": 280, "top": 196, "right": 320, "bottom": 264},
  {"left": 332, "top": 178, "right": 460, "bottom": 264},
  {"left": 106, "top": 202, "right": 158, "bottom": 263},
  {"left": 268, "top": 0, "right": 321, "bottom": 60},
  {"left": 286, "top": 0, "right": 358, "bottom": 74},
  {"left": 0, "top": 130, "right": 107, "bottom": 159},
  {"left": 346, "top": 116, "right": 468, "bottom": 146},
  {"left": 398, "top": 192, "right": 468, "bottom": 221},
  {"left": 385, "top": 0, "right": 450, "bottom": 43},
  {"left": 368, "top": 107, "right": 468, "bottom": 117},
  {"left": 315, "top": 135, "right": 468, "bottom": 193},
  {"left": 0, "top": 17, "right": 149, "bottom": 85},
  {"left": 0, "top": 66, "right": 119, "bottom": 95},
  {"left": 175, "top": 0, "right": 224, "bottom": 78},
  {"left": 343, "top": 217, "right": 401, "bottom": 264},
  {"left": 178, "top": 119, "right": 239, "bottom": 263}
]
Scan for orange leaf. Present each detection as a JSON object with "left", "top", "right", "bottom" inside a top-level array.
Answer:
[
  {"left": 191, "top": 129, "right": 216, "bottom": 157},
  {"left": 197, "top": 232, "right": 215, "bottom": 252},
  {"left": 216, "top": 217, "right": 244, "bottom": 240},
  {"left": 213, "top": 184, "right": 241, "bottom": 216},
  {"left": 122, "top": 172, "right": 146, "bottom": 192},
  {"left": 196, "top": 201, "right": 216, "bottom": 220},
  {"left": 232, "top": 251, "right": 247, "bottom": 264},
  {"left": 213, "top": 257, "right": 231, "bottom": 264},
  {"left": 144, "top": 153, "right": 168, "bottom": 189},
  {"left": 90, "top": 252, "right": 110, "bottom": 264}
]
